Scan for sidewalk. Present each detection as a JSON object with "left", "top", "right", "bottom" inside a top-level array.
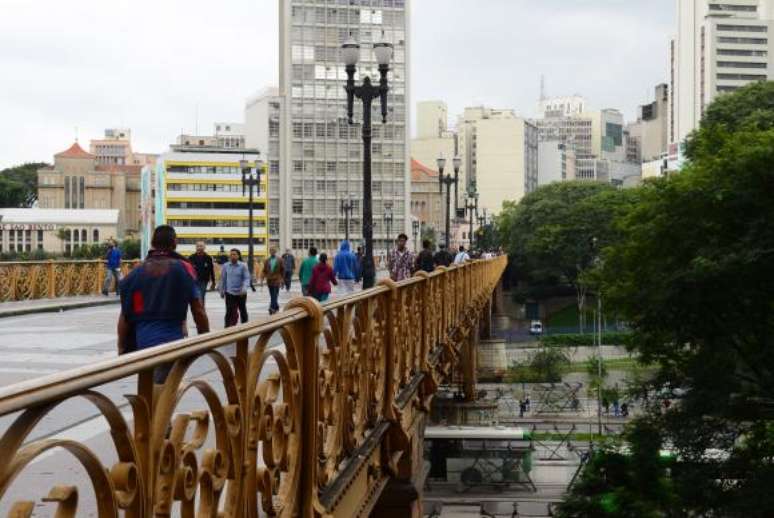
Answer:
[{"left": 0, "top": 295, "right": 120, "bottom": 318}]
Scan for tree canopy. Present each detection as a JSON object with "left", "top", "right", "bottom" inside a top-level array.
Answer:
[
  {"left": 560, "top": 81, "right": 774, "bottom": 515},
  {"left": 0, "top": 162, "right": 46, "bottom": 207}
]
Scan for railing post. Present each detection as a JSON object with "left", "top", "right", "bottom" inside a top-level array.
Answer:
[
  {"left": 378, "top": 278, "right": 399, "bottom": 421},
  {"left": 285, "top": 298, "right": 324, "bottom": 518},
  {"left": 47, "top": 260, "right": 55, "bottom": 298}
]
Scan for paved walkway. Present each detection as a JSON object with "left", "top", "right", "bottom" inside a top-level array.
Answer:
[{"left": 0, "top": 295, "right": 119, "bottom": 318}]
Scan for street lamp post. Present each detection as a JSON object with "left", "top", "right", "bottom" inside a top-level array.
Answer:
[
  {"left": 340, "top": 198, "right": 354, "bottom": 242},
  {"left": 464, "top": 187, "right": 478, "bottom": 250},
  {"left": 240, "top": 159, "right": 263, "bottom": 279},
  {"left": 412, "top": 219, "right": 420, "bottom": 251},
  {"left": 477, "top": 209, "right": 488, "bottom": 249},
  {"left": 438, "top": 156, "right": 461, "bottom": 250},
  {"left": 383, "top": 203, "right": 393, "bottom": 254},
  {"left": 342, "top": 37, "right": 393, "bottom": 290}
]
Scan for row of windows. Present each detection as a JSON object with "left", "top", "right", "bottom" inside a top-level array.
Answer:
[
  {"left": 290, "top": 218, "right": 404, "bottom": 234},
  {"left": 291, "top": 198, "right": 403, "bottom": 215},
  {"left": 709, "top": 4, "right": 757, "bottom": 12},
  {"left": 167, "top": 166, "right": 248, "bottom": 175},
  {"left": 167, "top": 219, "right": 255, "bottom": 228},
  {"left": 717, "top": 24, "right": 767, "bottom": 33},
  {"left": 176, "top": 238, "right": 267, "bottom": 246},
  {"left": 718, "top": 85, "right": 741, "bottom": 92},
  {"left": 290, "top": 142, "right": 405, "bottom": 160},
  {"left": 168, "top": 202, "right": 266, "bottom": 210},
  {"left": 718, "top": 36, "right": 767, "bottom": 45},
  {"left": 717, "top": 48, "right": 768, "bottom": 56},
  {"left": 0, "top": 229, "right": 45, "bottom": 253},
  {"left": 289, "top": 101, "right": 406, "bottom": 121},
  {"left": 717, "top": 61, "right": 767, "bottom": 68},
  {"left": 291, "top": 6, "right": 405, "bottom": 27},
  {"left": 291, "top": 120, "right": 405, "bottom": 140},
  {"left": 167, "top": 183, "right": 248, "bottom": 193},
  {"left": 291, "top": 160, "right": 405, "bottom": 174},
  {"left": 717, "top": 73, "right": 767, "bottom": 80}
]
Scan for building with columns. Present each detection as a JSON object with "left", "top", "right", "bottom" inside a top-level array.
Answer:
[{"left": 36, "top": 142, "right": 142, "bottom": 237}]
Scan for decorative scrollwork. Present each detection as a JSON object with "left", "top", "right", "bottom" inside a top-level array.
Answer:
[{"left": 0, "top": 257, "right": 507, "bottom": 517}]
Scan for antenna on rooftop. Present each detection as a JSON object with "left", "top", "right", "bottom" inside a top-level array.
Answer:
[{"left": 74, "top": 126, "right": 79, "bottom": 143}]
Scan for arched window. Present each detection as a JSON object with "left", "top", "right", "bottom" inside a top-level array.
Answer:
[
  {"left": 93, "top": 229, "right": 99, "bottom": 243},
  {"left": 65, "top": 229, "right": 72, "bottom": 254},
  {"left": 81, "top": 229, "right": 87, "bottom": 243}
]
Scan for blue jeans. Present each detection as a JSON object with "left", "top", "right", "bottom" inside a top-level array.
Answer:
[{"left": 269, "top": 286, "right": 280, "bottom": 313}]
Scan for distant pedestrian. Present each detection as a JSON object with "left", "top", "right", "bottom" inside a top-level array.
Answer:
[
  {"left": 602, "top": 397, "right": 610, "bottom": 415},
  {"left": 220, "top": 249, "right": 251, "bottom": 327},
  {"left": 309, "top": 253, "right": 337, "bottom": 302},
  {"left": 262, "top": 247, "right": 285, "bottom": 315},
  {"left": 454, "top": 245, "right": 470, "bottom": 264},
  {"left": 216, "top": 245, "right": 228, "bottom": 266},
  {"left": 621, "top": 402, "right": 629, "bottom": 417},
  {"left": 333, "top": 240, "right": 358, "bottom": 293},
  {"left": 415, "top": 239, "right": 435, "bottom": 273},
  {"left": 525, "top": 396, "right": 531, "bottom": 412},
  {"left": 355, "top": 246, "right": 364, "bottom": 284},
  {"left": 519, "top": 400, "right": 526, "bottom": 418},
  {"left": 102, "top": 240, "right": 122, "bottom": 295},
  {"left": 188, "top": 241, "right": 216, "bottom": 307},
  {"left": 299, "top": 246, "right": 319, "bottom": 296},
  {"left": 281, "top": 249, "right": 296, "bottom": 291},
  {"left": 117, "top": 225, "right": 209, "bottom": 383},
  {"left": 613, "top": 399, "right": 620, "bottom": 417},
  {"left": 433, "top": 244, "right": 453, "bottom": 267},
  {"left": 387, "top": 233, "right": 416, "bottom": 282}
]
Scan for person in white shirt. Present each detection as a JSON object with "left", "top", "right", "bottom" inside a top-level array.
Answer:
[{"left": 454, "top": 245, "right": 470, "bottom": 264}]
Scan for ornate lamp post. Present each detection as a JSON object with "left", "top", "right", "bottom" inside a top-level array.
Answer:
[
  {"left": 340, "top": 197, "right": 354, "bottom": 242},
  {"left": 383, "top": 203, "right": 393, "bottom": 254},
  {"left": 342, "top": 37, "right": 393, "bottom": 290},
  {"left": 240, "top": 159, "right": 263, "bottom": 279},
  {"left": 477, "top": 208, "right": 489, "bottom": 248},
  {"left": 412, "top": 219, "right": 420, "bottom": 251},
  {"left": 438, "top": 155, "right": 461, "bottom": 250},
  {"left": 464, "top": 185, "right": 479, "bottom": 250}
]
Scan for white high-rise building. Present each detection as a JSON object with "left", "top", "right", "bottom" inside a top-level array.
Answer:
[
  {"left": 671, "top": 0, "right": 774, "bottom": 145},
  {"left": 278, "top": 1, "right": 410, "bottom": 253}
]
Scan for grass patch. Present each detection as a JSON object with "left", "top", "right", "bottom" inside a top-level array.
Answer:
[{"left": 562, "top": 357, "right": 650, "bottom": 374}]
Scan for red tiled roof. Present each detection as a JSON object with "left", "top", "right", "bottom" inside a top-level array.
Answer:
[
  {"left": 55, "top": 141, "right": 94, "bottom": 159},
  {"left": 411, "top": 158, "right": 438, "bottom": 182}
]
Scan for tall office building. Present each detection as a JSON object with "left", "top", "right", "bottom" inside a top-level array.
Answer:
[
  {"left": 671, "top": 0, "right": 774, "bottom": 145},
  {"left": 278, "top": 0, "right": 410, "bottom": 253}
]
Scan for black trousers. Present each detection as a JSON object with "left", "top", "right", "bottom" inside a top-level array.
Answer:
[
  {"left": 225, "top": 293, "right": 248, "bottom": 327},
  {"left": 284, "top": 271, "right": 292, "bottom": 291}
]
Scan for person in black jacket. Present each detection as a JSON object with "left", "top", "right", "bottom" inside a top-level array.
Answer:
[
  {"left": 415, "top": 240, "right": 436, "bottom": 273},
  {"left": 433, "top": 244, "right": 453, "bottom": 268},
  {"left": 189, "top": 241, "right": 216, "bottom": 307}
]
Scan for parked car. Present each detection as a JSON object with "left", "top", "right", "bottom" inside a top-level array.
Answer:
[{"left": 529, "top": 320, "right": 543, "bottom": 336}]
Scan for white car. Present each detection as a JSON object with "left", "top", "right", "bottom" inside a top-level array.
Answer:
[{"left": 529, "top": 320, "right": 543, "bottom": 336}]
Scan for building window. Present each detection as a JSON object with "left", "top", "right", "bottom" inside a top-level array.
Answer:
[{"left": 93, "top": 229, "right": 100, "bottom": 242}]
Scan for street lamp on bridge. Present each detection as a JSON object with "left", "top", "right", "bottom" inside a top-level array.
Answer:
[
  {"left": 342, "top": 36, "right": 393, "bottom": 290},
  {"left": 340, "top": 197, "right": 354, "bottom": 242},
  {"left": 464, "top": 185, "right": 479, "bottom": 250},
  {"left": 240, "top": 159, "right": 263, "bottom": 279},
  {"left": 438, "top": 155, "right": 461, "bottom": 250},
  {"left": 383, "top": 202, "right": 393, "bottom": 254},
  {"left": 412, "top": 219, "right": 420, "bottom": 251}
]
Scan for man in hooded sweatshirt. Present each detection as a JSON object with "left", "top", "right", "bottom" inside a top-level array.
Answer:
[{"left": 333, "top": 240, "right": 359, "bottom": 294}]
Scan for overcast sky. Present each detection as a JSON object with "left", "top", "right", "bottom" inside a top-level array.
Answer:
[{"left": 0, "top": 0, "right": 674, "bottom": 169}]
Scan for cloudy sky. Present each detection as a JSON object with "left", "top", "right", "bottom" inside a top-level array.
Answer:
[{"left": 0, "top": 0, "right": 674, "bottom": 169}]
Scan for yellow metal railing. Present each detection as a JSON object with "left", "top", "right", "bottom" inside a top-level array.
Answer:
[{"left": 0, "top": 256, "right": 506, "bottom": 517}]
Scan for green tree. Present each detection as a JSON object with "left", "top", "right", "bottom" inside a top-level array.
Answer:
[
  {"left": 585, "top": 82, "right": 774, "bottom": 515},
  {"left": 497, "top": 182, "right": 637, "bottom": 332},
  {"left": 0, "top": 162, "right": 46, "bottom": 207},
  {"left": 507, "top": 346, "right": 570, "bottom": 384}
]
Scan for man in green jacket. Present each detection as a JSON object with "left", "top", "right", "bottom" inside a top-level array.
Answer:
[{"left": 299, "top": 246, "right": 319, "bottom": 297}]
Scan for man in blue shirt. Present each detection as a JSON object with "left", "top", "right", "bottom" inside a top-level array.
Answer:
[
  {"left": 117, "top": 225, "right": 210, "bottom": 383},
  {"left": 102, "top": 240, "right": 122, "bottom": 296},
  {"left": 333, "top": 240, "right": 359, "bottom": 294},
  {"left": 219, "top": 249, "right": 251, "bottom": 327}
]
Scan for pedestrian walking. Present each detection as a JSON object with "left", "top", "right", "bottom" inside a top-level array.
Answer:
[
  {"left": 333, "top": 240, "right": 358, "bottom": 293},
  {"left": 355, "top": 246, "right": 364, "bottom": 284},
  {"left": 387, "top": 233, "right": 416, "bottom": 282},
  {"left": 613, "top": 399, "right": 620, "bottom": 417},
  {"left": 433, "top": 244, "right": 453, "bottom": 268},
  {"left": 603, "top": 397, "right": 610, "bottom": 415},
  {"left": 117, "top": 225, "right": 210, "bottom": 384},
  {"left": 621, "top": 402, "right": 629, "bottom": 417},
  {"left": 220, "top": 249, "right": 251, "bottom": 327},
  {"left": 216, "top": 245, "right": 229, "bottom": 266},
  {"left": 102, "top": 240, "right": 122, "bottom": 295},
  {"left": 519, "top": 400, "right": 526, "bottom": 418},
  {"left": 454, "top": 245, "right": 470, "bottom": 264},
  {"left": 525, "top": 395, "right": 531, "bottom": 412},
  {"left": 262, "top": 247, "right": 285, "bottom": 315},
  {"left": 299, "top": 246, "right": 319, "bottom": 296},
  {"left": 309, "top": 253, "right": 337, "bottom": 302},
  {"left": 415, "top": 239, "right": 435, "bottom": 273},
  {"left": 188, "top": 241, "right": 216, "bottom": 307},
  {"left": 281, "top": 249, "right": 296, "bottom": 291}
]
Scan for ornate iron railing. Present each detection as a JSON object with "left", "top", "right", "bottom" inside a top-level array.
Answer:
[{"left": 0, "top": 256, "right": 506, "bottom": 517}]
